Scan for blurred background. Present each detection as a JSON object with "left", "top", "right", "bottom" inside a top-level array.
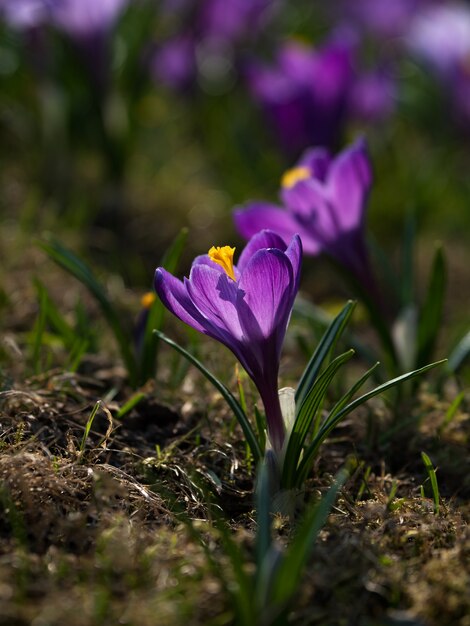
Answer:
[{"left": 1, "top": 0, "right": 469, "bottom": 334}]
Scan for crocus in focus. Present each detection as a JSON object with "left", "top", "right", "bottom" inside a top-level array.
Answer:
[
  {"left": 234, "top": 139, "right": 378, "bottom": 301},
  {"left": 154, "top": 230, "right": 302, "bottom": 454}
]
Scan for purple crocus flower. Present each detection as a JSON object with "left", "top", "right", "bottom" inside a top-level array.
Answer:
[
  {"left": 50, "top": 0, "right": 128, "bottom": 39},
  {"left": 151, "top": 0, "right": 281, "bottom": 91},
  {"left": 334, "top": 0, "right": 428, "bottom": 39},
  {"left": 234, "top": 139, "right": 378, "bottom": 301},
  {"left": 406, "top": 2, "right": 470, "bottom": 126},
  {"left": 349, "top": 69, "right": 397, "bottom": 123},
  {"left": 151, "top": 33, "right": 196, "bottom": 91},
  {"left": 246, "top": 37, "right": 355, "bottom": 156},
  {"left": 406, "top": 2, "right": 470, "bottom": 76},
  {"left": 154, "top": 230, "right": 302, "bottom": 454},
  {"left": 47, "top": 0, "right": 129, "bottom": 90},
  {"left": 0, "top": 0, "right": 53, "bottom": 29}
]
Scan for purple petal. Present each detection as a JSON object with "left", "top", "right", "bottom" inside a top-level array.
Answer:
[
  {"left": 234, "top": 203, "right": 322, "bottom": 255},
  {"left": 236, "top": 228, "right": 286, "bottom": 272},
  {"left": 237, "top": 248, "right": 293, "bottom": 346},
  {"left": 281, "top": 180, "right": 340, "bottom": 248},
  {"left": 326, "top": 137, "right": 372, "bottom": 233},
  {"left": 187, "top": 264, "right": 244, "bottom": 341},
  {"left": 281, "top": 178, "right": 328, "bottom": 220},
  {"left": 154, "top": 268, "right": 207, "bottom": 334},
  {"left": 285, "top": 234, "right": 303, "bottom": 292},
  {"left": 298, "top": 146, "right": 332, "bottom": 181}
]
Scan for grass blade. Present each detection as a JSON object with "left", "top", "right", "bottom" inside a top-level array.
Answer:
[
  {"left": 33, "top": 278, "right": 77, "bottom": 349},
  {"left": 39, "top": 239, "right": 138, "bottom": 386},
  {"left": 139, "top": 228, "right": 188, "bottom": 383},
  {"left": 295, "top": 301, "right": 355, "bottom": 408},
  {"left": 154, "top": 330, "right": 262, "bottom": 464},
  {"left": 421, "top": 451, "right": 440, "bottom": 514},
  {"left": 296, "top": 360, "right": 446, "bottom": 486},
  {"left": 282, "top": 350, "right": 354, "bottom": 489},
  {"left": 416, "top": 244, "right": 446, "bottom": 367},
  {"left": 271, "top": 468, "right": 348, "bottom": 607},
  {"left": 446, "top": 329, "right": 470, "bottom": 374},
  {"left": 255, "top": 458, "right": 273, "bottom": 572},
  {"left": 401, "top": 209, "right": 417, "bottom": 307}
]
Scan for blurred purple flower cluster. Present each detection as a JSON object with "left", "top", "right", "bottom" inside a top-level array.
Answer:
[
  {"left": 406, "top": 2, "right": 470, "bottom": 125},
  {"left": 151, "top": 0, "right": 280, "bottom": 91},
  {"left": 246, "top": 34, "right": 396, "bottom": 156},
  {"left": 0, "top": 0, "right": 128, "bottom": 35}
]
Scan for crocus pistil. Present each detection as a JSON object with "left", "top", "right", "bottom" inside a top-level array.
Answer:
[
  {"left": 208, "top": 245, "right": 237, "bottom": 280},
  {"left": 281, "top": 166, "right": 312, "bottom": 190}
]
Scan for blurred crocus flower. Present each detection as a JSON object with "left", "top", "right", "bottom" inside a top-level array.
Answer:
[
  {"left": 152, "top": 0, "right": 279, "bottom": 91},
  {"left": 349, "top": 69, "right": 397, "bottom": 123},
  {"left": 334, "top": 0, "right": 426, "bottom": 39},
  {"left": 154, "top": 230, "right": 302, "bottom": 453},
  {"left": 50, "top": 0, "right": 129, "bottom": 39},
  {"left": 49, "top": 0, "right": 129, "bottom": 89},
  {"left": 0, "top": 0, "right": 54, "bottom": 29},
  {"left": 407, "top": 2, "right": 470, "bottom": 76},
  {"left": 234, "top": 139, "right": 377, "bottom": 298},
  {"left": 151, "top": 33, "right": 196, "bottom": 90},
  {"left": 246, "top": 38, "right": 355, "bottom": 155},
  {"left": 200, "top": 0, "right": 275, "bottom": 43},
  {"left": 407, "top": 2, "right": 470, "bottom": 125}
]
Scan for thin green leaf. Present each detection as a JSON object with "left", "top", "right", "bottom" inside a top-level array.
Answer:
[
  {"left": 295, "top": 301, "right": 355, "bottom": 408},
  {"left": 33, "top": 278, "right": 77, "bottom": 349},
  {"left": 116, "top": 392, "right": 147, "bottom": 419},
  {"left": 296, "top": 360, "right": 446, "bottom": 486},
  {"left": 327, "top": 362, "right": 380, "bottom": 422},
  {"left": 439, "top": 390, "right": 465, "bottom": 433},
  {"left": 446, "top": 329, "right": 470, "bottom": 373},
  {"left": 39, "top": 239, "right": 138, "bottom": 386},
  {"left": 271, "top": 469, "right": 348, "bottom": 607},
  {"left": 401, "top": 209, "right": 417, "bottom": 307},
  {"left": 255, "top": 458, "right": 273, "bottom": 572},
  {"left": 421, "top": 452, "right": 440, "bottom": 515},
  {"left": 139, "top": 228, "right": 188, "bottom": 383},
  {"left": 79, "top": 400, "right": 101, "bottom": 457},
  {"left": 282, "top": 350, "right": 354, "bottom": 489},
  {"left": 329, "top": 258, "right": 398, "bottom": 371},
  {"left": 417, "top": 244, "right": 446, "bottom": 367},
  {"left": 154, "top": 331, "right": 262, "bottom": 464}
]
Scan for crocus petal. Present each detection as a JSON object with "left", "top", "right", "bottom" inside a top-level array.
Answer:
[
  {"left": 237, "top": 248, "right": 293, "bottom": 350},
  {"left": 236, "top": 228, "right": 286, "bottom": 272},
  {"left": 285, "top": 234, "right": 303, "bottom": 292},
  {"left": 187, "top": 264, "right": 244, "bottom": 341},
  {"left": 298, "top": 146, "right": 332, "bottom": 181},
  {"left": 281, "top": 177, "right": 328, "bottom": 220},
  {"left": 326, "top": 137, "right": 372, "bottom": 233},
  {"left": 234, "top": 203, "right": 322, "bottom": 255},
  {"left": 154, "top": 268, "right": 207, "bottom": 334}
]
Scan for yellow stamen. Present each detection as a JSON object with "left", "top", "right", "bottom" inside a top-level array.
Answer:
[
  {"left": 141, "top": 292, "right": 156, "bottom": 309},
  {"left": 208, "top": 245, "right": 236, "bottom": 280},
  {"left": 281, "top": 165, "right": 311, "bottom": 189}
]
